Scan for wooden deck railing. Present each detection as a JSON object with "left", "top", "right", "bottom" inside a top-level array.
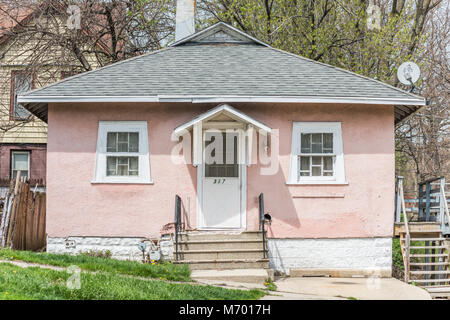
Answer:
[{"left": 396, "top": 177, "right": 411, "bottom": 281}]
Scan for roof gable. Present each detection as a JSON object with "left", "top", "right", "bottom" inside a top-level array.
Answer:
[
  {"left": 170, "top": 22, "right": 269, "bottom": 47},
  {"left": 174, "top": 104, "right": 272, "bottom": 135}
]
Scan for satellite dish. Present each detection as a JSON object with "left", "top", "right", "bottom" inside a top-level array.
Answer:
[{"left": 397, "top": 62, "right": 420, "bottom": 85}]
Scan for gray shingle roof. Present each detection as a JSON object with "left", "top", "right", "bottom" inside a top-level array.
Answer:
[{"left": 19, "top": 22, "right": 426, "bottom": 123}]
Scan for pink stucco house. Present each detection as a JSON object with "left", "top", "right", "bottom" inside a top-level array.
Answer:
[{"left": 18, "top": 20, "right": 426, "bottom": 277}]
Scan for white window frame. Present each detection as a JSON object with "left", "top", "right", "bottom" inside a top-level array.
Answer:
[
  {"left": 93, "top": 121, "right": 152, "bottom": 184},
  {"left": 288, "top": 122, "right": 347, "bottom": 185},
  {"left": 11, "top": 151, "right": 30, "bottom": 179}
]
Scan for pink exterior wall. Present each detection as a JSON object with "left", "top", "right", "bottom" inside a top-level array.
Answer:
[
  {"left": 47, "top": 102, "right": 394, "bottom": 239},
  {"left": 0, "top": 143, "right": 46, "bottom": 184}
]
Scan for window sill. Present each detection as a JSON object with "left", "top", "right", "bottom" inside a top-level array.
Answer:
[
  {"left": 91, "top": 180, "right": 154, "bottom": 185},
  {"left": 286, "top": 181, "right": 348, "bottom": 186}
]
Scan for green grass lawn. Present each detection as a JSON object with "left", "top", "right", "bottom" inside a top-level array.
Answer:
[
  {"left": 0, "top": 263, "right": 264, "bottom": 300},
  {"left": 0, "top": 248, "right": 190, "bottom": 281}
]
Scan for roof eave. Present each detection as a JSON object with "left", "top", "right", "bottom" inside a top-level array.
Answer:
[
  {"left": 19, "top": 95, "right": 426, "bottom": 125},
  {"left": 18, "top": 95, "right": 427, "bottom": 106}
]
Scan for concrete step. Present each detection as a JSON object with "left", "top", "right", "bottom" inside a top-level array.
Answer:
[
  {"left": 178, "top": 231, "right": 264, "bottom": 242},
  {"left": 191, "top": 268, "right": 271, "bottom": 284},
  {"left": 175, "top": 258, "right": 270, "bottom": 270},
  {"left": 178, "top": 239, "right": 265, "bottom": 251},
  {"left": 178, "top": 249, "right": 266, "bottom": 260}
]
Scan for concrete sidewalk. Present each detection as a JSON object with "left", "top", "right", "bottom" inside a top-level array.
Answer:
[{"left": 261, "top": 277, "right": 431, "bottom": 300}]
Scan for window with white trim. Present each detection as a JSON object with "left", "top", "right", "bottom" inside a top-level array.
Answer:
[
  {"left": 11, "top": 151, "right": 30, "bottom": 179},
  {"left": 289, "top": 122, "right": 346, "bottom": 184},
  {"left": 12, "top": 72, "right": 32, "bottom": 120},
  {"left": 93, "top": 121, "right": 152, "bottom": 184}
]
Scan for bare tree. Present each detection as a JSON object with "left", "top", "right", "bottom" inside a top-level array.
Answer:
[
  {"left": 0, "top": 0, "right": 175, "bottom": 133},
  {"left": 396, "top": 4, "right": 450, "bottom": 189}
]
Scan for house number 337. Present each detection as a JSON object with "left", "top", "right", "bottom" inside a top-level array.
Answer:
[{"left": 213, "top": 179, "right": 226, "bottom": 184}]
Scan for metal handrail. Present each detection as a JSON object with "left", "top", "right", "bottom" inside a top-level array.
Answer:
[
  {"left": 174, "top": 195, "right": 182, "bottom": 261},
  {"left": 259, "top": 193, "right": 266, "bottom": 259}
]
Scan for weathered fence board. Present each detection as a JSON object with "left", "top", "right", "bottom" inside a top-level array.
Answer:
[{"left": 0, "top": 172, "right": 46, "bottom": 251}]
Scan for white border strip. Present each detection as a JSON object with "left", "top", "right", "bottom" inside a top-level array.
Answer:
[{"left": 18, "top": 95, "right": 427, "bottom": 106}]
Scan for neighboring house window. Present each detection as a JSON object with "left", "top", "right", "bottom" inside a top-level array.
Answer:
[
  {"left": 11, "top": 71, "right": 32, "bottom": 120},
  {"left": 288, "top": 122, "right": 346, "bottom": 184},
  {"left": 61, "top": 71, "right": 75, "bottom": 79},
  {"left": 11, "top": 151, "right": 30, "bottom": 179},
  {"left": 93, "top": 121, "right": 152, "bottom": 184}
]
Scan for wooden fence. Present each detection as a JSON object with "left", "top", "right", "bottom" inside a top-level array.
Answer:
[{"left": 0, "top": 171, "right": 46, "bottom": 251}]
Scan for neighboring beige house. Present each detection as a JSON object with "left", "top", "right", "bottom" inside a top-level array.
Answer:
[
  {"left": 0, "top": 6, "right": 47, "bottom": 184},
  {"left": 0, "top": 3, "right": 105, "bottom": 184}
]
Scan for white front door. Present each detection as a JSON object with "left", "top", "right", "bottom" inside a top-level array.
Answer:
[{"left": 200, "top": 131, "right": 243, "bottom": 229}]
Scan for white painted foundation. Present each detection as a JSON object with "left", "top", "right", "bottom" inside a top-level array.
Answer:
[
  {"left": 47, "top": 236, "right": 393, "bottom": 277},
  {"left": 268, "top": 237, "right": 392, "bottom": 276},
  {"left": 47, "top": 236, "right": 148, "bottom": 261}
]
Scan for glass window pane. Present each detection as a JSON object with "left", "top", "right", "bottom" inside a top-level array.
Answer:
[
  {"left": 13, "top": 153, "right": 29, "bottom": 170},
  {"left": 312, "top": 166, "right": 322, "bottom": 176},
  {"left": 107, "top": 157, "right": 117, "bottom": 176},
  {"left": 107, "top": 132, "right": 117, "bottom": 152},
  {"left": 118, "top": 142, "right": 128, "bottom": 152},
  {"left": 311, "top": 133, "right": 323, "bottom": 153},
  {"left": 14, "top": 74, "right": 32, "bottom": 119},
  {"left": 300, "top": 172, "right": 310, "bottom": 176},
  {"left": 312, "top": 143, "right": 322, "bottom": 153},
  {"left": 323, "top": 172, "right": 333, "bottom": 176},
  {"left": 129, "top": 133, "right": 139, "bottom": 152},
  {"left": 205, "top": 165, "right": 216, "bottom": 177},
  {"left": 301, "top": 134, "right": 311, "bottom": 153},
  {"left": 217, "top": 166, "right": 226, "bottom": 177},
  {"left": 118, "top": 132, "right": 128, "bottom": 143},
  {"left": 226, "top": 166, "right": 236, "bottom": 177},
  {"left": 323, "top": 156, "right": 333, "bottom": 171},
  {"left": 129, "top": 157, "right": 138, "bottom": 171},
  {"left": 117, "top": 165, "right": 128, "bottom": 176},
  {"left": 323, "top": 133, "right": 333, "bottom": 152},
  {"left": 13, "top": 170, "right": 29, "bottom": 179},
  {"left": 312, "top": 156, "right": 322, "bottom": 166},
  {"left": 311, "top": 133, "right": 322, "bottom": 144},
  {"left": 300, "top": 157, "right": 310, "bottom": 170}
]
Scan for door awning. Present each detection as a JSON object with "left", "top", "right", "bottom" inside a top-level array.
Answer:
[{"left": 174, "top": 104, "right": 272, "bottom": 136}]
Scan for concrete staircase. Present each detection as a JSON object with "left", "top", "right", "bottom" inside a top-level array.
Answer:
[
  {"left": 173, "top": 231, "right": 271, "bottom": 283},
  {"left": 174, "top": 231, "right": 269, "bottom": 270}
]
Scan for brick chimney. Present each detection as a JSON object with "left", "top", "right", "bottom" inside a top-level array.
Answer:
[{"left": 175, "top": 0, "right": 196, "bottom": 41}]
